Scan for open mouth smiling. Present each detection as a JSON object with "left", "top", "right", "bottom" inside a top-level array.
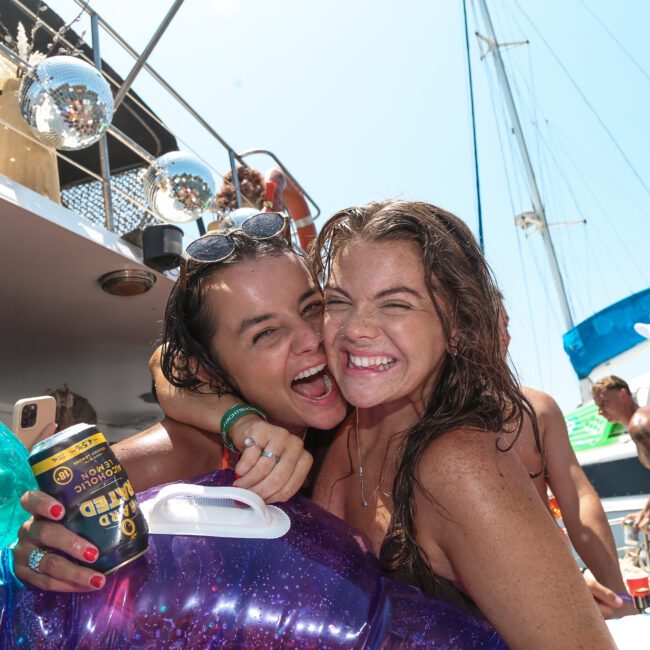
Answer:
[
  {"left": 291, "top": 362, "right": 334, "bottom": 400},
  {"left": 346, "top": 353, "right": 397, "bottom": 372}
]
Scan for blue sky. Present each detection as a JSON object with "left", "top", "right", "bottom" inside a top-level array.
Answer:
[{"left": 49, "top": 0, "right": 650, "bottom": 411}]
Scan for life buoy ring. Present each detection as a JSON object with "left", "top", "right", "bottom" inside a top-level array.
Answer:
[{"left": 265, "top": 167, "right": 317, "bottom": 251}]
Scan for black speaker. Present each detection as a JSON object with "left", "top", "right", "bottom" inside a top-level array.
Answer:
[{"left": 142, "top": 224, "right": 183, "bottom": 272}]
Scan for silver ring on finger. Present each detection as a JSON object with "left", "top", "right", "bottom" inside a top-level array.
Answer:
[
  {"left": 28, "top": 547, "right": 48, "bottom": 574},
  {"left": 243, "top": 437, "right": 264, "bottom": 452},
  {"left": 260, "top": 449, "right": 281, "bottom": 464}
]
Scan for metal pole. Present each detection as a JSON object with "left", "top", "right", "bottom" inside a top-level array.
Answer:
[
  {"left": 112, "top": 0, "right": 185, "bottom": 111},
  {"left": 228, "top": 150, "right": 243, "bottom": 208},
  {"left": 90, "top": 12, "right": 114, "bottom": 232},
  {"left": 238, "top": 149, "right": 321, "bottom": 219},
  {"left": 476, "top": 0, "right": 574, "bottom": 331},
  {"left": 462, "top": 0, "right": 484, "bottom": 253},
  {"left": 0, "top": 41, "right": 28, "bottom": 71},
  {"left": 70, "top": 0, "right": 247, "bottom": 167}
]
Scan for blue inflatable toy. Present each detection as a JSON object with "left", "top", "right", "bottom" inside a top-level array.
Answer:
[{"left": 0, "top": 422, "right": 37, "bottom": 548}]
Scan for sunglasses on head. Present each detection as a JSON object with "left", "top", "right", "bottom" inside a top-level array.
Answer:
[{"left": 185, "top": 211, "right": 289, "bottom": 263}]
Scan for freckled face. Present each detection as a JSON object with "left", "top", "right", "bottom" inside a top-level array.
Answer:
[
  {"left": 206, "top": 253, "right": 347, "bottom": 433},
  {"left": 322, "top": 239, "right": 448, "bottom": 410}
]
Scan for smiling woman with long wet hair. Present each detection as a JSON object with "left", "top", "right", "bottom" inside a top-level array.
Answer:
[{"left": 309, "top": 200, "right": 614, "bottom": 650}]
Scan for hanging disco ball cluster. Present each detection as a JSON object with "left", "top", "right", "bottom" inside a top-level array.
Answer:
[
  {"left": 19, "top": 55, "right": 114, "bottom": 150},
  {"left": 17, "top": 55, "right": 216, "bottom": 223}
]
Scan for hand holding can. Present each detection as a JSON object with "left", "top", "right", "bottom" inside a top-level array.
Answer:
[{"left": 28, "top": 423, "right": 148, "bottom": 574}]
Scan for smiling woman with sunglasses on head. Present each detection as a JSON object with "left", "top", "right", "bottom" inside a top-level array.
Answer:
[{"left": 11, "top": 212, "right": 348, "bottom": 592}]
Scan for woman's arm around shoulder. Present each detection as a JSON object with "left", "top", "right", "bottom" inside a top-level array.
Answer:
[
  {"left": 148, "top": 347, "right": 313, "bottom": 502},
  {"left": 413, "top": 429, "right": 615, "bottom": 650},
  {"left": 113, "top": 418, "right": 223, "bottom": 493}
]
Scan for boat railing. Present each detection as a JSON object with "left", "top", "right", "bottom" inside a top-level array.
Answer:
[{"left": 0, "top": 0, "right": 320, "bottom": 239}]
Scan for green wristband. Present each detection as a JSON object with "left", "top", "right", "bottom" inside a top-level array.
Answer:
[{"left": 220, "top": 404, "right": 267, "bottom": 453}]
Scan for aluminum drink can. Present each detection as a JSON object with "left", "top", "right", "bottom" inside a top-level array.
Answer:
[
  {"left": 29, "top": 422, "right": 148, "bottom": 574},
  {"left": 623, "top": 517, "right": 640, "bottom": 546}
]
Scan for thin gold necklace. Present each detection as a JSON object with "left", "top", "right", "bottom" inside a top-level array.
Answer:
[
  {"left": 355, "top": 409, "right": 370, "bottom": 507},
  {"left": 355, "top": 409, "right": 391, "bottom": 507}
]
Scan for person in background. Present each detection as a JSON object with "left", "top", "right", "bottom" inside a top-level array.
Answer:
[
  {"left": 499, "top": 305, "right": 637, "bottom": 618},
  {"left": 593, "top": 375, "right": 650, "bottom": 534}
]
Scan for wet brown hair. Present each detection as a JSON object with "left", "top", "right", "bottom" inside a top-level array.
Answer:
[{"left": 310, "top": 199, "right": 541, "bottom": 594}]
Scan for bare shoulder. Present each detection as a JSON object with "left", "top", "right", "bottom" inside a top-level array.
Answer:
[
  {"left": 521, "top": 385, "right": 561, "bottom": 417},
  {"left": 631, "top": 407, "right": 650, "bottom": 431},
  {"left": 417, "top": 427, "right": 529, "bottom": 499},
  {"left": 633, "top": 405, "right": 650, "bottom": 421},
  {"left": 113, "top": 418, "right": 221, "bottom": 476}
]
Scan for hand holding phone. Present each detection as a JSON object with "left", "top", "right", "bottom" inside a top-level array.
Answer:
[{"left": 12, "top": 396, "right": 57, "bottom": 450}]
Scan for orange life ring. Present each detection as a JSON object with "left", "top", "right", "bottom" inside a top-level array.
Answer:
[{"left": 265, "top": 168, "right": 317, "bottom": 251}]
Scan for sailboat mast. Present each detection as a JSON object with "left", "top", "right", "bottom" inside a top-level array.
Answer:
[{"left": 475, "top": 0, "right": 574, "bottom": 331}]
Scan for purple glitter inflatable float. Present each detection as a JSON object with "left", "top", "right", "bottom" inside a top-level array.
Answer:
[{"left": 0, "top": 471, "right": 507, "bottom": 648}]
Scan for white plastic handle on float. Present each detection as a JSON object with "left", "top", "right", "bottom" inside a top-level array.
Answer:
[{"left": 140, "top": 484, "right": 291, "bottom": 539}]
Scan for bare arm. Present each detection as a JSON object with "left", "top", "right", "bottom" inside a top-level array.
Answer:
[
  {"left": 149, "top": 347, "right": 313, "bottom": 502},
  {"left": 149, "top": 346, "right": 241, "bottom": 436},
  {"left": 113, "top": 419, "right": 222, "bottom": 493},
  {"left": 415, "top": 430, "right": 615, "bottom": 650},
  {"left": 535, "top": 390, "right": 633, "bottom": 615},
  {"left": 629, "top": 408, "right": 650, "bottom": 469}
]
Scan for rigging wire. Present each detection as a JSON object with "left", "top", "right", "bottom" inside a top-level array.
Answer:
[
  {"left": 514, "top": 226, "right": 545, "bottom": 387},
  {"left": 577, "top": 0, "right": 650, "bottom": 83},
  {"left": 543, "top": 126, "right": 649, "bottom": 290},
  {"left": 522, "top": 113, "right": 587, "bottom": 314},
  {"left": 462, "top": 0, "right": 484, "bottom": 252},
  {"left": 512, "top": 0, "right": 650, "bottom": 198},
  {"left": 490, "top": 0, "right": 578, "bottom": 320},
  {"left": 475, "top": 12, "right": 546, "bottom": 381},
  {"left": 548, "top": 126, "right": 650, "bottom": 227}
]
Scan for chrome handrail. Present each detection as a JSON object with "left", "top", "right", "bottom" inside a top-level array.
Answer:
[
  {"left": 1, "top": 0, "right": 321, "bottom": 233},
  {"left": 239, "top": 149, "right": 321, "bottom": 221}
]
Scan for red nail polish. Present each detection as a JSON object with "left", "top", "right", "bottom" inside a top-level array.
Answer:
[
  {"left": 234, "top": 473, "right": 241, "bottom": 480},
  {"left": 49, "top": 504, "right": 63, "bottom": 519},
  {"left": 83, "top": 548, "right": 98, "bottom": 562},
  {"left": 90, "top": 576, "right": 104, "bottom": 589}
]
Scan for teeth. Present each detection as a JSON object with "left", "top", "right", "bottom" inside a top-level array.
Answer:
[
  {"left": 293, "top": 363, "right": 326, "bottom": 381},
  {"left": 349, "top": 354, "right": 395, "bottom": 369},
  {"left": 322, "top": 374, "right": 333, "bottom": 396}
]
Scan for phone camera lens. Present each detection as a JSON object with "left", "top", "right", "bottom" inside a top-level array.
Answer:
[{"left": 21, "top": 404, "right": 38, "bottom": 428}]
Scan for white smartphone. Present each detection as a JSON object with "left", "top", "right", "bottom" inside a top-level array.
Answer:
[{"left": 11, "top": 396, "right": 57, "bottom": 450}]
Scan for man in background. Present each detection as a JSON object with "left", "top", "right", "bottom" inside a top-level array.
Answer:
[{"left": 593, "top": 375, "right": 650, "bottom": 533}]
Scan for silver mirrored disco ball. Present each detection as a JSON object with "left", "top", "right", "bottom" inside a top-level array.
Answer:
[
  {"left": 19, "top": 55, "right": 114, "bottom": 151},
  {"left": 143, "top": 152, "right": 216, "bottom": 224}
]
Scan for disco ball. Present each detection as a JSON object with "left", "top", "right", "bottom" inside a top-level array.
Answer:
[
  {"left": 143, "top": 151, "right": 216, "bottom": 224},
  {"left": 19, "top": 55, "right": 114, "bottom": 151}
]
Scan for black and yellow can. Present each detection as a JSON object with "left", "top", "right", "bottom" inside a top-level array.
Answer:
[{"left": 28, "top": 423, "right": 149, "bottom": 574}]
